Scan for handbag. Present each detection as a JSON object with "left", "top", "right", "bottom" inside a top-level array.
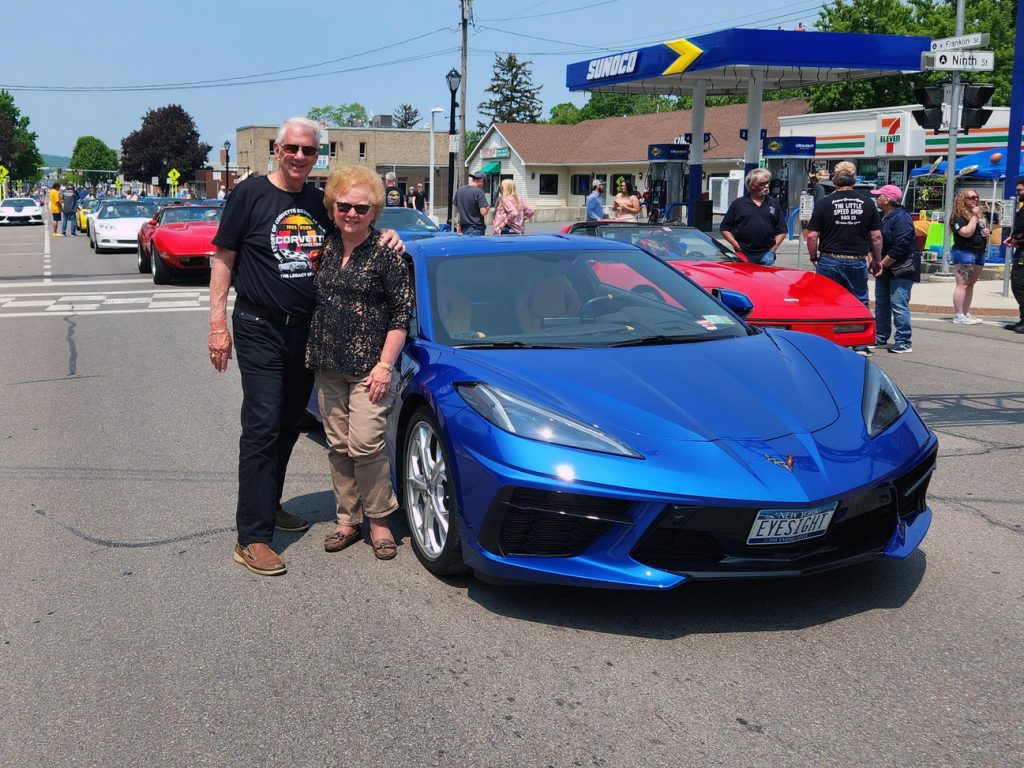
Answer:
[{"left": 889, "top": 257, "right": 916, "bottom": 277}]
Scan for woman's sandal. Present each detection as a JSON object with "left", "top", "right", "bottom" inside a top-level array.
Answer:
[
  {"left": 372, "top": 538, "right": 397, "bottom": 560},
  {"left": 324, "top": 527, "right": 361, "bottom": 553}
]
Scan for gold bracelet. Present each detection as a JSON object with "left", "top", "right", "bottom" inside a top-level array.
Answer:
[{"left": 377, "top": 360, "right": 393, "bottom": 371}]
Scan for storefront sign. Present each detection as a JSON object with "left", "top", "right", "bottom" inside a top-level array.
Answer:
[
  {"left": 479, "top": 147, "right": 511, "bottom": 159},
  {"left": 648, "top": 144, "right": 690, "bottom": 161}
]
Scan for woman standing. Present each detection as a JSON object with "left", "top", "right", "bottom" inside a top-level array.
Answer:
[
  {"left": 870, "top": 184, "right": 917, "bottom": 353},
  {"left": 949, "top": 188, "right": 989, "bottom": 324},
  {"left": 491, "top": 179, "right": 535, "bottom": 234},
  {"left": 307, "top": 166, "right": 413, "bottom": 560},
  {"left": 611, "top": 179, "right": 641, "bottom": 221}
]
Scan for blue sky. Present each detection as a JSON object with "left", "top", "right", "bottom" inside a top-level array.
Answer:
[{"left": 5, "top": 0, "right": 825, "bottom": 159}]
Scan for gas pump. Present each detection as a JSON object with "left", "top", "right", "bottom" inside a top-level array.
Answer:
[
  {"left": 761, "top": 137, "right": 817, "bottom": 214},
  {"left": 646, "top": 144, "right": 690, "bottom": 224}
]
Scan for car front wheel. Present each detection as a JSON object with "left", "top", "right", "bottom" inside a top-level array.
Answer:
[
  {"left": 402, "top": 407, "right": 468, "bottom": 575},
  {"left": 151, "top": 246, "right": 171, "bottom": 285},
  {"left": 137, "top": 241, "right": 150, "bottom": 273}
]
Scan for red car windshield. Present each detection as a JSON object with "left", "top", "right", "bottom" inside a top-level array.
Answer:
[
  {"left": 159, "top": 206, "right": 223, "bottom": 224},
  {"left": 587, "top": 225, "right": 735, "bottom": 263}
]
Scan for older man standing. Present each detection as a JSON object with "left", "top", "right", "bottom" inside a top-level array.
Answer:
[
  {"left": 209, "top": 116, "right": 402, "bottom": 576},
  {"left": 383, "top": 171, "right": 406, "bottom": 208},
  {"left": 586, "top": 178, "right": 605, "bottom": 221},
  {"left": 805, "top": 161, "right": 883, "bottom": 305},
  {"left": 452, "top": 171, "right": 490, "bottom": 235},
  {"left": 719, "top": 168, "right": 787, "bottom": 265}
]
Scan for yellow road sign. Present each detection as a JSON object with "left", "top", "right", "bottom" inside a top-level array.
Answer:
[
  {"left": 167, "top": 168, "right": 181, "bottom": 182},
  {"left": 0, "top": 164, "right": 8, "bottom": 178}
]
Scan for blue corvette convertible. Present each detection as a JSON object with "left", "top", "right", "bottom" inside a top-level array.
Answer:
[{"left": 322, "top": 234, "right": 936, "bottom": 589}]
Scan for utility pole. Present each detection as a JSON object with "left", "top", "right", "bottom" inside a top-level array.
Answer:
[
  {"left": 939, "top": 0, "right": 967, "bottom": 276},
  {"left": 458, "top": 0, "right": 471, "bottom": 186}
]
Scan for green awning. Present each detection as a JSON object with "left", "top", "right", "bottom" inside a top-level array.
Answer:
[{"left": 481, "top": 161, "right": 502, "bottom": 174}]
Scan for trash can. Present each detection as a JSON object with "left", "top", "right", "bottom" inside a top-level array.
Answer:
[{"left": 693, "top": 199, "right": 714, "bottom": 232}]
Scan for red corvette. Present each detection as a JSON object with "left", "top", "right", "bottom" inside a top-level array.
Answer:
[
  {"left": 561, "top": 221, "right": 875, "bottom": 348},
  {"left": 137, "top": 203, "right": 223, "bottom": 284}
]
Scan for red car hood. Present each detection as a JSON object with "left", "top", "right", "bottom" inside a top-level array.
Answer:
[
  {"left": 152, "top": 222, "right": 219, "bottom": 254},
  {"left": 671, "top": 261, "right": 873, "bottom": 321}
]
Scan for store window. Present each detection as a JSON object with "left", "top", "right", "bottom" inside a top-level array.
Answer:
[
  {"left": 539, "top": 174, "right": 559, "bottom": 195},
  {"left": 570, "top": 174, "right": 591, "bottom": 196},
  {"left": 359, "top": 142, "right": 367, "bottom": 160}
]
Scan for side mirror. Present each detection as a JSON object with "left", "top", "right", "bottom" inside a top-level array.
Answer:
[
  {"left": 148, "top": 219, "right": 157, "bottom": 226},
  {"left": 712, "top": 287, "right": 754, "bottom": 319}
]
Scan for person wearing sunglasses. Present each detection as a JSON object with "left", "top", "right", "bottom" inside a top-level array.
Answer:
[
  {"left": 209, "top": 116, "right": 404, "bottom": 577},
  {"left": 719, "top": 168, "right": 787, "bottom": 266},
  {"left": 306, "top": 166, "right": 412, "bottom": 561},
  {"left": 949, "top": 188, "right": 989, "bottom": 324}
]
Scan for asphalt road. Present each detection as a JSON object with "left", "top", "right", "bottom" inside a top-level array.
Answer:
[{"left": 1, "top": 223, "right": 1021, "bottom": 768}]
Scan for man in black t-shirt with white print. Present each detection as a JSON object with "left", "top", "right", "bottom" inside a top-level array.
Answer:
[
  {"left": 209, "top": 116, "right": 403, "bottom": 576},
  {"left": 806, "top": 160, "right": 883, "bottom": 315}
]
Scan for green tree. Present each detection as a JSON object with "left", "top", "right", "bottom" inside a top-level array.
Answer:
[
  {"left": 464, "top": 128, "right": 483, "bottom": 157},
  {"left": 308, "top": 103, "right": 368, "bottom": 127},
  {"left": 119, "top": 104, "right": 212, "bottom": 182},
  {"left": 392, "top": 104, "right": 420, "bottom": 128},
  {"left": 478, "top": 53, "right": 542, "bottom": 128},
  {"left": 0, "top": 90, "right": 43, "bottom": 181},
  {"left": 70, "top": 136, "right": 119, "bottom": 183},
  {"left": 546, "top": 102, "right": 582, "bottom": 125},
  {"left": 810, "top": 0, "right": 1014, "bottom": 111},
  {"left": 575, "top": 92, "right": 677, "bottom": 122}
]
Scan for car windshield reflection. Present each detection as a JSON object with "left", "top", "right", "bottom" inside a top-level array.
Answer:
[
  {"left": 428, "top": 248, "right": 747, "bottom": 348},
  {"left": 378, "top": 208, "right": 439, "bottom": 232},
  {"left": 98, "top": 203, "right": 158, "bottom": 219},
  {"left": 591, "top": 225, "right": 737, "bottom": 263}
]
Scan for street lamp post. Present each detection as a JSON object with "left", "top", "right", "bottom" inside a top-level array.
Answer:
[
  {"left": 445, "top": 68, "right": 461, "bottom": 229},
  {"left": 223, "top": 140, "right": 231, "bottom": 196},
  {"left": 428, "top": 107, "right": 444, "bottom": 218}
]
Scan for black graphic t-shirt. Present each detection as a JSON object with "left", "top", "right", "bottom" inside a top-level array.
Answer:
[
  {"left": 212, "top": 176, "right": 332, "bottom": 315},
  {"left": 384, "top": 186, "right": 406, "bottom": 208},
  {"left": 807, "top": 189, "right": 881, "bottom": 256},
  {"left": 410, "top": 190, "right": 425, "bottom": 211},
  {"left": 950, "top": 215, "right": 988, "bottom": 253}
]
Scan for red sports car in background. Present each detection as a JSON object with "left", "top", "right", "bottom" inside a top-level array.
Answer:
[
  {"left": 561, "top": 221, "right": 875, "bottom": 348},
  {"left": 138, "top": 203, "right": 223, "bottom": 284}
]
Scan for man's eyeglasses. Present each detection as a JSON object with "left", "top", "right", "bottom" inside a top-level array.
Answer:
[
  {"left": 335, "top": 202, "right": 371, "bottom": 215},
  {"left": 279, "top": 143, "right": 319, "bottom": 157}
]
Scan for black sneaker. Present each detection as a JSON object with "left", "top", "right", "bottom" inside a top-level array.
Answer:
[
  {"left": 275, "top": 506, "right": 310, "bottom": 532},
  {"left": 888, "top": 343, "right": 912, "bottom": 354},
  {"left": 871, "top": 339, "right": 889, "bottom": 348},
  {"left": 1005, "top": 321, "right": 1024, "bottom": 331}
]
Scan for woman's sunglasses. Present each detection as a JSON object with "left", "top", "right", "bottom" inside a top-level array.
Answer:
[{"left": 335, "top": 202, "right": 372, "bottom": 215}]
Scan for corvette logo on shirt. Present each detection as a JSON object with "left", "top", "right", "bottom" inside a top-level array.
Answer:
[{"left": 270, "top": 208, "right": 324, "bottom": 276}]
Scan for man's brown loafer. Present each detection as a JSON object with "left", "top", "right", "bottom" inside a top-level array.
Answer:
[
  {"left": 372, "top": 538, "right": 397, "bottom": 560},
  {"left": 324, "top": 527, "right": 361, "bottom": 553},
  {"left": 233, "top": 543, "right": 287, "bottom": 575}
]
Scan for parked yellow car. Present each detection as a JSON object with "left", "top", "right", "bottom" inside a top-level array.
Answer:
[{"left": 77, "top": 198, "right": 101, "bottom": 232}]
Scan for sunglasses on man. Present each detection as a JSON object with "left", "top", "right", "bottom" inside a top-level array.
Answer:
[{"left": 279, "top": 143, "right": 319, "bottom": 157}]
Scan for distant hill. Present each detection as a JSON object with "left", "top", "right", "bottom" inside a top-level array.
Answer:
[{"left": 41, "top": 154, "right": 71, "bottom": 169}]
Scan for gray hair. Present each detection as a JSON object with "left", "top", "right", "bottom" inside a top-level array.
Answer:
[
  {"left": 385, "top": 171, "right": 397, "bottom": 184},
  {"left": 275, "top": 117, "right": 321, "bottom": 146},
  {"left": 746, "top": 168, "right": 771, "bottom": 189}
]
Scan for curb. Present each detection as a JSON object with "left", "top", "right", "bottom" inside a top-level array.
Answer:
[{"left": 904, "top": 304, "right": 1018, "bottom": 318}]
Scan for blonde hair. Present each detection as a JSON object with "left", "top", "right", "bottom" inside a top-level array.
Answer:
[
  {"left": 323, "top": 166, "right": 385, "bottom": 223},
  {"left": 499, "top": 178, "right": 519, "bottom": 202},
  {"left": 951, "top": 188, "right": 983, "bottom": 223}
]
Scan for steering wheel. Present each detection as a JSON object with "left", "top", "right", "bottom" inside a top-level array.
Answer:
[{"left": 578, "top": 294, "right": 625, "bottom": 320}]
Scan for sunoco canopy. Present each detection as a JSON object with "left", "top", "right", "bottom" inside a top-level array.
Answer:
[{"left": 566, "top": 28, "right": 931, "bottom": 96}]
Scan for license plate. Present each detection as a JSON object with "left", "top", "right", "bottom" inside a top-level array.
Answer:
[{"left": 746, "top": 502, "right": 837, "bottom": 546}]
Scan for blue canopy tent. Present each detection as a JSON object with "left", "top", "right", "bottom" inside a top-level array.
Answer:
[{"left": 910, "top": 148, "right": 1024, "bottom": 179}]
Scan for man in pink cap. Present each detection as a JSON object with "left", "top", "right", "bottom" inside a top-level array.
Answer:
[{"left": 870, "top": 183, "right": 917, "bottom": 353}]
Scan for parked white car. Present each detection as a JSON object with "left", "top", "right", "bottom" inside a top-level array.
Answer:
[
  {"left": 91, "top": 201, "right": 158, "bottom": 253},
  {"left": 0, "top": 197, "right": 44, "bottom": 225}
]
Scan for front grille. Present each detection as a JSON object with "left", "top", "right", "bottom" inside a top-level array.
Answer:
[
  {"left": 481, "top": 488, "right": 632, "bottom": 557},
  {"left": 630, "top": 447, "right": 938, "bottom": 577}
]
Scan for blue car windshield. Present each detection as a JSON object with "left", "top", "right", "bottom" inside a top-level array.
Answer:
[
  {"left": 428, "top": 247, "right": 748, "bottom": 348},
  {"left": 378, "top": 207, "right": 439, "bottom": 232}
]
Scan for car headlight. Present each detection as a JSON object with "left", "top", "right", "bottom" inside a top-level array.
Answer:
[
  {"left": 456, "top": 382, "right": 642, "bottom": 458},
  {"left": 862, "top": 361, "right": 908, "bottom": 438},
  {"left": 96, "top": 222, "right": 113, "bottom": 231}
]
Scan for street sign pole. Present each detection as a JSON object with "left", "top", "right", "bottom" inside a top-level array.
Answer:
[
  {"left": 939, "top": 0, "right": 968, "bottom": 276},
  {"left": 1000, "top": 3, "right": 1024, "bottom": 298}
]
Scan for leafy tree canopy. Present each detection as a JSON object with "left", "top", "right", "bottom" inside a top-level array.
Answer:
[
  {"left": 308, "top": 103, "right": 368, "bottom": 127},
  {"left": 392, "top": 104, "right": 420, "bottom": 129},
  {"left": 70, "top": 136, "right": 119, "bottom": 182},
  {"left": 810, "top": 0, "right": 1014, "bottom": 111},
  {"left": 119, "top": 104, "right": 212, "bottom": 183},
  {"left": 478, "top": 53, "right": 542, "bottom": 128},
  {"left": 0, "top": 90, "right": 43, "bottom": 182}
]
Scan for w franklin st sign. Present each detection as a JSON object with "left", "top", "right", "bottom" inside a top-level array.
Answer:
[{"left": 921, "top": 50, "right": 995, "bottom": 72}]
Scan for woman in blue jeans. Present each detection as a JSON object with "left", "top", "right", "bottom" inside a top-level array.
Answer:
[
  {"left": 870, "top": 184, "right": 918, "bottom": 353},
  {"left": 949, "top": 188, "right": 989, "bottom": 324}
]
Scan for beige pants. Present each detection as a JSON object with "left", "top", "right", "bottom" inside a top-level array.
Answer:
[{"left": 315, "top": 371, "right": 398, "bottom": 526}]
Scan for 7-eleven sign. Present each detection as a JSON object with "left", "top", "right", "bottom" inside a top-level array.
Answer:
[{"left": 877, "top": 114, "right": 903, "bottom": 155}]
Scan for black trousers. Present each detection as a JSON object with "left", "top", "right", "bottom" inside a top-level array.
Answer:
[
  {"left": 1011, "top": 262, "right": 1024, "bottom": 321},
  {"left": 232, "top": 309, "right": 314, "bottom": 545}
]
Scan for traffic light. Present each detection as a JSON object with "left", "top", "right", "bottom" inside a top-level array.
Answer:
[
  {"left": 961, "top": 83, "right": 994, "bottom": 133},
  {"left": 912, "top": 86, "right": 944, "bottom": 131}
]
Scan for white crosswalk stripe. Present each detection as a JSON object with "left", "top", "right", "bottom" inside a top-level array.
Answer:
[{"left": 0, "top": 288, "right": 218, "bottom": 319}]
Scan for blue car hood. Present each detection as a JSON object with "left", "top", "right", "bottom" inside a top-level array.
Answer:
[{"left": 449, "top": 334, "right": 841, "bottom": 442}]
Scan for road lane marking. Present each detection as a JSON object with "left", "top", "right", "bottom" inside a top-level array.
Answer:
[
  {"left": 43, "top": 226, "right": 51, "bottom": 282},
  {"left": 0, "top": 306, "right": 214, "bottom": 318},
  {"left": 5, "top": 300, "right": 56, "bottom": 307}
]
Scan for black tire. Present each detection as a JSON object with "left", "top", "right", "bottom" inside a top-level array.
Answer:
[
  {"left": 401, "top": 406, "right": 468, "bottom": 575},
  {"left": 151, "top": 246, "right": 172, "bottom": 285},
  {"left": 137, "top": 241, "right": 151, "bottom": 273}
]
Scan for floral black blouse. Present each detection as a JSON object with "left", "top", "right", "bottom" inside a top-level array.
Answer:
[{"left": 306, "top": 228, "right": 413, "bottom": 375}]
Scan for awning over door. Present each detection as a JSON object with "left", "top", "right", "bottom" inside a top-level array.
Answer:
[{"left": 481, "top": 161, "right": 502, "bottom": 174}]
